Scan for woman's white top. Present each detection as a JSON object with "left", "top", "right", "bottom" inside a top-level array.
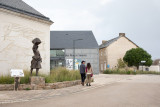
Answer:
[{"left": 87, "top": 67, "right": 93, "bottom": 74}]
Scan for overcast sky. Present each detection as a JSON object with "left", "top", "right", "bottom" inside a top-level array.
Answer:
[{"left": 23, "top": 0, "right": 160, "bottom": 60}]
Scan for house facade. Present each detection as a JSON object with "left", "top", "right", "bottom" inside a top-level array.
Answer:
[
  {"left": 0, "top": 0, "right": 53, "bottom": 75},
  {"left": 99, "top": 33, "right": 138, "bottom": 71},
  {"left": 50, "top": 31, "right": 99, "bottom": 74}
]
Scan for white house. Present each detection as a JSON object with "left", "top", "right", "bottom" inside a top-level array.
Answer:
[{"left": 0, "top": 0, "right": 53, "bottom": 75}]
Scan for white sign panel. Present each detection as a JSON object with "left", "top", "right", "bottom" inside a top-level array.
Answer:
[
  {"left": 66, "top": 59, "right": 73, "bottom": 70},
  {"left": 141, "top": 61, "right": 146, "bottom": 63},
  {"left": 66, "top": 59, "right": 81, "bottom": 70},
  {"left": 10, "top": 69, "right": 24, "bottom": 77}
]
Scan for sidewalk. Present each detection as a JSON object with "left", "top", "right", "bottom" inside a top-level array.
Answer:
[{"left": 0, "top": 74, "right": 134, "bottom": 104}]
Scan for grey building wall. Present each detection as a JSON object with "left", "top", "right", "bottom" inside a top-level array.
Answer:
[{"left": 65, "top": 49, "right": 99, "bottom": 74}]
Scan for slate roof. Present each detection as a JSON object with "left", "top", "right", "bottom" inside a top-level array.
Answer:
[
  {"left": 50, "top": 31, "right": 99, "bottom": 49},
  {"left": 99, "top": 37, "right": 119, "bottom": 49},
  {"left": 99, "top": 36, "right": 138, "bottom": 49},
  {"left": 0, "top": 0, "right": 52, "bottom": 22}
]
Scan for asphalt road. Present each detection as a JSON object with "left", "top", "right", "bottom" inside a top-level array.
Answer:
[{"left": 1, "top": 75, "right": 160, "bottom": 107}]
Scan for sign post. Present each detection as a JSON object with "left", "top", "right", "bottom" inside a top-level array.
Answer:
[
  {"left": 141, "top": 61, "right": 146, "bottom": 71},
  {"left": 10, "top": 69, "right": 24, "bottom": 91}
]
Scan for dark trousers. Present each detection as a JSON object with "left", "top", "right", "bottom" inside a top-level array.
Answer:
[{"left": 81, "top": 73, "right": 86, "bottom": 83}]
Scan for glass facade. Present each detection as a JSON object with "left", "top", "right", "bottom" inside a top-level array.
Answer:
[
  {"left": 50, "top": 49, "right": 99, "bottom": 74},
  {"left": 50, "top": 50, "right": 65, "bottom": 57},
  {"left": 50, "top": 49, "right": 65, "bottom": 69}
]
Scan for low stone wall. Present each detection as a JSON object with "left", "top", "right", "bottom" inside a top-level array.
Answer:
[
  {"left": 0, "top": 80, "right": 81, "bottom": 91},
  {"left": 0, "top": 84, "right": 14, "bottom": 91},
  {"left": 45, "top": 80, "right": 81, "bottom": 89}
]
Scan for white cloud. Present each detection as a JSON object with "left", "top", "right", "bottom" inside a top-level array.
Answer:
[
  {"left": 100, "top": 0, "right": 112, "bottom": 5},
  {"left": 23, "top": 0, "right": 160, "bottom": 59}
]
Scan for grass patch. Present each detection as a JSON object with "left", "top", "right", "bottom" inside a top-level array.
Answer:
[
  {"left": 45, "top": 67, "right": 81, "bottom": 83},
  {"left": 104, "top": 69, "right": 160, "bottom": 75},
  {"left": 0, "top": 68, "right": 81, "bottom": 84},
  {"left": 0, "top": 70, "right": 33, "bottom": 84},
  {"left": 20, "top": 70, "right": 30, "bottom": 84},
  {"left": 0, "top": 75, "right": 14, "bottom": 84}
]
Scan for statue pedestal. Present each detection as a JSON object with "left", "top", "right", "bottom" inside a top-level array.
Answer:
[{"left": 30, "top": 76, "right": 45, "bottom": 90}]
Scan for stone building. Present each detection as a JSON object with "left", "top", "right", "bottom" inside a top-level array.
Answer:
[
  {"left": 99, "top": 33, "right": 138, "bottom": 71},
  {"left": 50, "top": 31, "right": 99, "bottom": 74},
  {"left": 0, "top": 0, "right": 53, "bottom": 75}
]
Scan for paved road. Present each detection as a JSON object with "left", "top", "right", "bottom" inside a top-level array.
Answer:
[{"left": 1, "top": 75, "right": 160, "bottom": 107}]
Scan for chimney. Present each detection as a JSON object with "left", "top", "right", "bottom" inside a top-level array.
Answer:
[
  {"left": 102, "top": 40, "right": 107, "bottom": 44},
  {"left": 119, "top": 33, "right": 125, "bottom": 37}
]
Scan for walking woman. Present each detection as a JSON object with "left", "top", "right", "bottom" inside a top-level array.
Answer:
[{"left": 86, "top": 63, "right": 93, "bottom": 86}]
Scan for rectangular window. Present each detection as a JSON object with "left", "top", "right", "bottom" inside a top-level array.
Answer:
[
  {"left": 50, "top": 49, "right": 65, "bottom": 57},
  {"left": 50, "top": 60, "right": 65, "bottom": 69},
  {"left": 50, "top": 49, "right": 65, "bottom": 69}
]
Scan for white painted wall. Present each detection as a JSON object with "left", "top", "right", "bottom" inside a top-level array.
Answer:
[
  {"left": 139, "top": 65, "right": 160, "bottom": 72},
  {"left": 148, "top": 66, "right": 160, "bottom": 72},
  {"left": 0, "top": 9, "right": 52, "bottom": 75}
]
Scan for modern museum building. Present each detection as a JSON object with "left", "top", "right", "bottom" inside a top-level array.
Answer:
[{"left": 50, "top": 31, "right": 99, "bottom": 74}]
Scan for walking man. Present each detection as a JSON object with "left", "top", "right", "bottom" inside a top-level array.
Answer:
[{"left": 80, "top": 61, "right": 86, "bottom": 86}]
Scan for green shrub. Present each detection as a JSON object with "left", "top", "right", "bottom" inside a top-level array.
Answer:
[
  {"left": 117, "top": 58, "right": 127, "bottom": 68},
  {"left": 25, "top": 88, "right": 31, "bottom": 90},
  {"left": 104, "top": 69, "right": 160, "bottom": 75},
  {"left": 126, "top": 71, "right": 131, "bottom": 74}
]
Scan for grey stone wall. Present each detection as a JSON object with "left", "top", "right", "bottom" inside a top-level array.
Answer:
[
  {"left": 65, "top": 49, "right": 99, "bottom": 74},
  {"left": 0, "top": 80, "right": 81, "bottom": 91}
]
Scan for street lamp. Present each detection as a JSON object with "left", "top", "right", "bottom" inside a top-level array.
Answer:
[
  {"left": 141, "top": 61, "right": 146, "bottom": 71},
  {"left": 73, "top": 39, "right": 83, "bottom": 70}
]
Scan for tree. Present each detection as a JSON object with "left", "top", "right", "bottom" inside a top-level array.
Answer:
[
  {"left": 117, "top": 58, "right": 127, "bottom": 69},
  {"left": 123, "top": 48, "right": 153, "bottom": 69}
]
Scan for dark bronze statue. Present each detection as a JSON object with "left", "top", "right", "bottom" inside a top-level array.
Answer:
[{"left": 30, "top": 38, "right": 42, "bottom": 76}]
